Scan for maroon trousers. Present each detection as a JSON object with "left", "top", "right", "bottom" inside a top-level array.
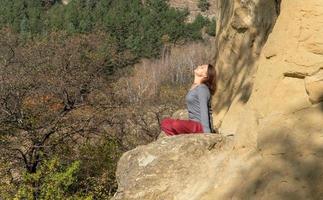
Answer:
[{"left": 160, "top": 117, "right": 204, "bottom": 136}]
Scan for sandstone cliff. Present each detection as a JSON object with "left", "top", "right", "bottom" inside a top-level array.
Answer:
[{"left": 112, "top": 0, "right": 323, "bottom": 199}]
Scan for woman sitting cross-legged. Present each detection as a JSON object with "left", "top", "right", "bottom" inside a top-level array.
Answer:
[{"left": 160, "top": 63, "right": 218, "bottom": 136}]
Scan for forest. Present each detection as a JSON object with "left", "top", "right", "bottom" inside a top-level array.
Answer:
[{"left": 0, "top": 0, "right": 216, "bottom": 199}]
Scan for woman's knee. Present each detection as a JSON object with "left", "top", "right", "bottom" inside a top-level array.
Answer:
[
  {"left": 160, "top": 117, "right": 172, "bottom": 129},
  {"left": 171, "top": 120, "right": 182, "bottom": 130}
]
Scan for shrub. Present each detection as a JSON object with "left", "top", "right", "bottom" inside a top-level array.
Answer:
[
  {"left": 14, "top": 157, "right": 92, "bottom": 200},
  {"left": 205, "top": 17, "right": 216, "bottom": 36},
  {"left": 198, "top": 0, "right": 210, "bottom": 12}
]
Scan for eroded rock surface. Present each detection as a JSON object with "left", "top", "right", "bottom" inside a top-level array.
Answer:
[{"left": 112, "top": 134, "right": 229, "bottom": 200}]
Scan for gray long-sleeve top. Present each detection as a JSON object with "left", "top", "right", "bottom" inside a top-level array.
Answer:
[{"left": 185, "top": 83, "right": 214, "bottom": 133}]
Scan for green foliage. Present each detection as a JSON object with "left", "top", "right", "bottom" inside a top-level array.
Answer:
[
  {"left": 14, "top": 157, "right": 92, "bottom": 200},
  {"left": 198, "top": 0, "right": 210, "bottom": 12},
  {"left": 101, "top": 0, "right": 190, "bottom": 58},
  {"left": 162, "top": 7, "right": 190, "bottom": 44},
  {"left": 60, "top": 0, "right": 96, "bottom": 33},
  {"left": 185, "top": 13, "right": 209, "bottom": 40},
  {"left": 205, "top": 17, "right": 216, "bottom": 36},
  {"left": 76, "top": 137, "right": 122, "bottom": 198},
  {"left": 0, "top": 0, "right": 44, "bottom": 37},
  {"left": 0, "top": 0, "right": 215, "bottom": 60},
  {"left": 0, "top": 162, "right": 16, "bottom": 199}
]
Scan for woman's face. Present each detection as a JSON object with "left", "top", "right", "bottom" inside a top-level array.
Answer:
[{"left": 194, "top": 64, "right": 208, "bottom": 78}]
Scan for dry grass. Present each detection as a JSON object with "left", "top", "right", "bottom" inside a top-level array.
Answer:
[{"left": 113, "top": 38, "right": 216, "bottom": 104}]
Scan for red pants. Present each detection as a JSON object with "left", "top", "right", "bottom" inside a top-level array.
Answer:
[{"left": 160, "top": 117, "right": 204, "bottom": 136}]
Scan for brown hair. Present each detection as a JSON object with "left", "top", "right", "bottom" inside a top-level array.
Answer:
[{"left": 202, "top": 64, "right": 217, "bottom": 96}]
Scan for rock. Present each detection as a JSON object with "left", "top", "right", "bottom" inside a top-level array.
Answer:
[
  {"left": 214, "top": 0, "right": 323, "bottom": 197},
  {"left": 212, "top": 0, "right": 280, "bottom": 135},
  {"left": 231, "top": 7, "right": 252, "bottom": 32},
  {"left": 62, "top": 0, "right": 70, "bottom": 5},
  {"left": 215, "top": 0, "right": 323, "bottom": 150},
  {"left": 112, "top": 134, "right": 227, "bottom": 200},
  {"left": 157, "top": 131, "right": 168, "bottom": 140},
  {"left": 305, "top": 69, "right": 323, "bottom": 104},
  {"left": 171, "top": 109, "right": 189, "bottom": 119}
]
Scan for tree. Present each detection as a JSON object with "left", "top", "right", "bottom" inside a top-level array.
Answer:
[
  {"left": 0, "top": 29, "right": 161, "bottom": 199},
  {"left": 0, "top": 30, "right": 105, "bottom": 182}
]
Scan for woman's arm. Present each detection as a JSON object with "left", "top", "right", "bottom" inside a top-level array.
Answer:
[{"left": 197, "top": 85, "right": 211, "bottom": 133}]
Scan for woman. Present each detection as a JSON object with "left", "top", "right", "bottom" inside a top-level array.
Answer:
[{"left": 160, "top": 63, "right": 217, "bottom": 136}]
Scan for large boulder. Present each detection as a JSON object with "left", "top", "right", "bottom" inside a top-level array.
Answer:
[{"left": 112, "top": 134, "right": 232, "bottom": 200}]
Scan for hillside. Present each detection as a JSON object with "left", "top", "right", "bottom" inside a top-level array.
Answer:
[
  {"left": 0, "top": 1, "right": 218, "bottom": 199},
  {"left": 168, "top": 0, "right": 217, "bottom": 22}
]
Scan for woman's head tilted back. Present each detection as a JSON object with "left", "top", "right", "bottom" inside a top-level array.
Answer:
[
  {"left": 194, "top": 63, "right": 217, "bottom": 95},
  {"left": 201, "top": 64, "right": 217, "bottom": 96}
]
